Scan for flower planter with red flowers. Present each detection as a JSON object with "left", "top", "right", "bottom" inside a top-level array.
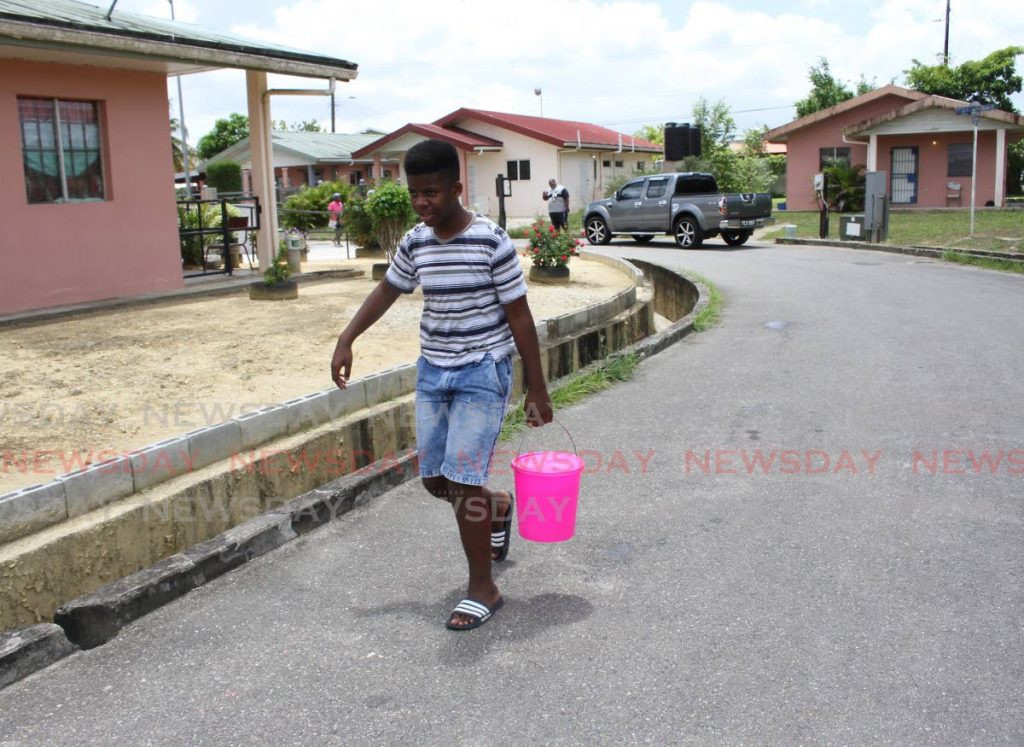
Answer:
[{"left": 524, "top": 219, "right": 582, "bottom": 285}]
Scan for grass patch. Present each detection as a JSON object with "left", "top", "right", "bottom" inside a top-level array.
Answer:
[
  {"left": 684, "top": 270, "right": 723, "bottom": 332},
  {"left": 499, "top": 352, "right": 639, "bottom": 441},
  {"left": 763, "top": 209, "right": 1023, "bottom": 252},
  {"left": 941, "top": 250, "right": 1024, "bottom": 274}
]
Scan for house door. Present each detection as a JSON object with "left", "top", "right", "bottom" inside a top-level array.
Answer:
[{"left": 890, "top": 146, "right": 918, "bottom": 204}]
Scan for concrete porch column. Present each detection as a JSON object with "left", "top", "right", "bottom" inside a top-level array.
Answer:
[
  {"left": 994, "top": 128, "right": 1006, "bottom": 207},
  {"left": 867, "top": 134, "right": 878, "bottom": 172},
  {"left": 246, "top": 70, "right": 278, "bottom": 270},
  {"left": 458, "top": 149, "right": 469, "bottom": 207}
]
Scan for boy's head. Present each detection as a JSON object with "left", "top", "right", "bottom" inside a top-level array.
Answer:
[
  {"left": 404, "top": 139, "right": 460, "bottom": 184},
  {"left": 404, "top": 139, "right": 464, "bottom": 229}
]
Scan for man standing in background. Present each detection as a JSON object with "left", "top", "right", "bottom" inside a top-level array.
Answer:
[{"left": 544, "top": 178, "right": 569, "bottom": 230}]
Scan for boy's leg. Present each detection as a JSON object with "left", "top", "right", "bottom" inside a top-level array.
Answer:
[{"left": 423, "top": 477, "right": 511, "bottom": 561}]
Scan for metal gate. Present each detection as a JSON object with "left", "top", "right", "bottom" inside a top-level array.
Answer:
[{"left": 890, "top": 146, "right": 918, "bottom": 204}]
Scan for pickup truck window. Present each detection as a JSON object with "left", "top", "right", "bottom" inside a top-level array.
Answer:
[
  {"left": 645, "top": 177, "right": 669, "bottom": 199},
  {"left": 620, "top": 180, "right": 645, "bottom": 200},
  {"left": 675, "top": 175, "right": 717, "bottom": 196}
]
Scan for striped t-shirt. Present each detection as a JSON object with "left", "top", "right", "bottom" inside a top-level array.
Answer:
[{"left": 384, "top": 214, "right": 528, "bottom": 367}]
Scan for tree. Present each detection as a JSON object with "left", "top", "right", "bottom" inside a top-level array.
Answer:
[
  {"left": 795, "top": 58, "right": 875, "bottom": 118},
  {"left": 633, "top": 123, "right": 664, "bottom": 146},
  {"left": 905, "top": 46, "right": 1024, "bottom": 112},
  {"left": 692, "top": 96, "right": 735, "bottom": 157},
  {"left": 273, "top": 119, "right": 325, "bottom": 132},
  {"left": 366, "top": 181, "right": 417, "bottom": 262},
  {"left": 741, "top": 125, "right": 769, "bottom": 156},
  {"left": 196, "top": 113, "right": 249, "bottom": 160},
  {"left": 170, "top": 117, "right": 196, "bottom": 173}
]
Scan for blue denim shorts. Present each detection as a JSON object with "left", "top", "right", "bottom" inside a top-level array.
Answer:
[{"left": 415, "top": 354, "right": 513, "bottom": 486}]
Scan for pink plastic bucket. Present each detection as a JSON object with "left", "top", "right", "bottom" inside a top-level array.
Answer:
[{"left": 511, "top": 450, "right": 585, "bottom": 542}]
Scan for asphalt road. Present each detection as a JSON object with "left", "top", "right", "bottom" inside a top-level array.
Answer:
[{"left": 2, "top": 238, "right": 1022, "bottom": 745}]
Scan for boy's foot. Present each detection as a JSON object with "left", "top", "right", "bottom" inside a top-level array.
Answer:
[
  {"left": 447, "top": 582, "right": 502, "bottom": 629},
  {"left": 491, "top": 491, "right": 512, "bottom": 561}
]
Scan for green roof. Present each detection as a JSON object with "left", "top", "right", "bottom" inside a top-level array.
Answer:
[
  {"left": 0, "top": 0, "right": 357, "bottom": 77},
  {"left": 208, "top": 132, "right": 387, "bottom": 165}
]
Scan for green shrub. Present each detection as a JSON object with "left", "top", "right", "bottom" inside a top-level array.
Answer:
[
  {"left": 366, "top": 181, "right": 417, "bottom": 261},
  {"left": 263, "top": 242, "right": 292, "bottom": 285},
  {"left": 280, "top": 181, "right": 350, "bottom": 230},
  {"left": 343, "top": 196, "right": 377, "bottom": 248},
  {"left": 206, "top": 160, "right": 242, "bottom": 193}
]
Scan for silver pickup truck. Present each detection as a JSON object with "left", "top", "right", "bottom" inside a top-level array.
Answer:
[{"left": 583, "top": 172, "right": 773, "bottom": 248}]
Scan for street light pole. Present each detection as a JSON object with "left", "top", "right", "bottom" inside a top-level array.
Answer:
[
  {"left": 168, "top": 0, "right": 192, "bottom": 196},
  {"left": 943, "top": 0, "right": 951, "bottom": 66}
]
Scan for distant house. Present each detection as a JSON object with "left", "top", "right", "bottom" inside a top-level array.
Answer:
[
  {"left": 764, "top": 84, "right": 1024, "bottom": 210},
  {"left": 353, "top": 109, "right": 662, "bottom": 220},
  {"left": 0, "top": 0, "right": 356, "bottom": 315},
  {"left": 205, "top": 131, "right": 398, "bottom": 193}
]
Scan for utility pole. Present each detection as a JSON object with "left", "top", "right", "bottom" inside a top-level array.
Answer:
[
  {"left": 943, "top": 0, "right": 951, "bottom": 66},
  {"left": 168, "top": 0, "right": 192, "bottom": 196}
]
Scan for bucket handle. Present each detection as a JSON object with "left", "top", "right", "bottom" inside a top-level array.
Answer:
[{"left": 515, "top": 416, "right": 578, "bottom": 457}]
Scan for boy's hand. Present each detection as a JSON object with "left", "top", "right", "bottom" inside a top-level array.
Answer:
[
  {"left": 524, "top": 387, "right": 553, "bottom": 427},
  {"left": 330, "top": 337, "right": 353, "bottom": 389}
]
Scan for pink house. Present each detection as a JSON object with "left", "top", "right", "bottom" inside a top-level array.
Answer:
[
  {"left": 765, "top": 85, "right": 1024, "bottom": 211},
  {"left": 0, "top": 0, "right": 357, "bottom": 316}
]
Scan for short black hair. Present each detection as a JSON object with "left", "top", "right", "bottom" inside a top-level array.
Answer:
[{"left": 404, "top": 139, "right": 460, "bottom": 183}]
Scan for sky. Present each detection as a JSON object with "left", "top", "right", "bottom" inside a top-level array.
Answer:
[{"left": 117, "top": 0, "right": 1024, "bottom": 147}]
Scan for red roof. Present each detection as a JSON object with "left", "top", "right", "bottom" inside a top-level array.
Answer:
[
  {"left": 434, "top": 108, "right": 662, "bottom": 151},
  {"left": 351, "top": 123, "right": 502, "bottom": 159},
  {"left": 352, "top": 108, "right": 662, "bottom": 159}
]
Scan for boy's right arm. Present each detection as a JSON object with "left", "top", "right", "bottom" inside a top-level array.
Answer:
[{"left": 331, "top": 280, "right": 402, "bottom": 389}]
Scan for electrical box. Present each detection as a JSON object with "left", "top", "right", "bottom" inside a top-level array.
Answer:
[{"left": 840, "top": 214, "right": 866, "bottom": 241}]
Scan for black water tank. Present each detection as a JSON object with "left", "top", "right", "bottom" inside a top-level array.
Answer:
[{"left": 664, "top": 122, "right": 702, "bottom": 160}]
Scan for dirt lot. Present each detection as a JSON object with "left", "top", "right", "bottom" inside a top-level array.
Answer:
[{"left": 0, "top": 256, "right": 631, "bottom": 493}]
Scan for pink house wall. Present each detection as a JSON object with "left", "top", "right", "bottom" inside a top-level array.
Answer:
[
  {"left": 783, "top": 94, "right": 920, "bottom": 211},
  {"left": 877, "top": 132, "right": 1000, "bottom": 208},
  {"left": 0, "top": 60, "right": 182, "bottom": 315}
]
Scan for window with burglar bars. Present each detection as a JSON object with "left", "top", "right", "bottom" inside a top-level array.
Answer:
[
  {"left": 19, "top": 97, "right": 105, "bottom": 204},
  {"left": 506, "top": 159, "right": 530, "bottom": 181},
  {"left": 819, "top": 147, "right": 851, "bottom": 170},
  {"left": 947, "top": 143, "right": 973, "bottom": 177}
]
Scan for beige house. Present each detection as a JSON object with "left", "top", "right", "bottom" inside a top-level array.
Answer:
[{"left": 353, "top": 109, "right": 662, "bottom": 220}]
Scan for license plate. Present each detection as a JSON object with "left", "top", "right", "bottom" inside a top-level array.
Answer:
[{"left": 740, "top": 219, "right": 757, "bottom": 227}]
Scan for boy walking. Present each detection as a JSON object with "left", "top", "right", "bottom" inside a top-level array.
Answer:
[{"left": 330, "top": 139, "right": 553, "bottom": 630}]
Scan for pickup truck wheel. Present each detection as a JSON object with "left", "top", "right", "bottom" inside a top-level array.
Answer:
[
  {"left": 631, "top": 234, "right": 655, "bottom": 244},
  {"left": 721, "top": 230, "right": 751, "bottom": 247},
  {"left": 585, "top": 216, "right": 611, "bottom": 245},
  {"left": 673, "top": 216, "right": 703, "bottom": 248}
]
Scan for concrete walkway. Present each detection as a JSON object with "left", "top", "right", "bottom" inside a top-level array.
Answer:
[{"left": 2, "top": 237, "right": 1022, "bottom": 743}]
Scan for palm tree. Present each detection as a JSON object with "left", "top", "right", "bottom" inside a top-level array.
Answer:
[
  {"left": 823, "top": 160, "right": 866, "bottom": 213},
  {"left": 170, "top": 117, "right": 196, "bottom": 174}
]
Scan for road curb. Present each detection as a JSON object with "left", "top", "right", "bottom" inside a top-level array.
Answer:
[
  {"left": 0, "top": 624, "right": 77, "bottom": 689},
  {"left": 774, "top": 237, "right": 1024, "bottom": 264}
]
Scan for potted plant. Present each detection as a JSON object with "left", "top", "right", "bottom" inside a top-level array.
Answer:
[
  {"left": 525, "top": 219, "right": 583, "bottom": 284},
  {"left": 366, "top": 181, "right": 417, "bottom": 280},
  {"left": 249, "top": 242, "right": 298, "bottom": 300}
]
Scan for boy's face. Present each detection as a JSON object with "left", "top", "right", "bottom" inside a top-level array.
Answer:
[{"left": 407, "top": 172, "right": 462, "bottom": 228}]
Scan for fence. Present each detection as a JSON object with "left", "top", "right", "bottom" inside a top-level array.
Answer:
[{"left": 177, "top": 196, "right": 261, "bottom": 278}]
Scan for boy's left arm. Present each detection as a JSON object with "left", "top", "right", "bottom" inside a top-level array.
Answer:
[{"left": 503, "top": 296, "right": 553, "bottom": 427}]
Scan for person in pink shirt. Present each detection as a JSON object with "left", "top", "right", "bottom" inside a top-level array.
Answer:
[{"left": 327, "top": 192, "right": 344, "bottom": 246}]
